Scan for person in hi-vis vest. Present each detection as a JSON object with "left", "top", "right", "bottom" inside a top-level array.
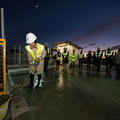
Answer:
[
  {"left": 95, "top": 47, "right": 103, "bottom": 73},
  {"left": 70, "top": 49, "right": 77, "bottom": 68},
  {"left": 62, "top": 48, "right": 69, "bottom": 71},
  {"left": 55, "top": 49, "right": 61, "bottom": 70},
  {"left": 78, "top": 50, "right": 84, "bottom": 68},
  {"left": 44, "top": 43, "right": 50, "bottom": 73},
  {"left": 25, "top": 33, "right": 46, "bottom": 89},
  {"left": 105, "top": 47, "right": 113, "bottom": 73}
]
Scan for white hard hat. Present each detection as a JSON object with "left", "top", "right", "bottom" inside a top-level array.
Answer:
[{"left": 26, "top": 33, "right": 37, "bottom": 44}]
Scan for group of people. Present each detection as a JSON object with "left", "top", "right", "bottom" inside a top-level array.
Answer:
[
  {"left": 54, "top": 48, "right": 81, "bottom": 70},
  {"left": 25, "top": 32, "right": 120, "bottom": 89},
  {"left": 54, "top": 47, "right": 120, "bottom": 74},
  {"left": 54, "top": 48, "right": 69, "bottom": 70},
  {"left": 85, "top": 47, "right": 120, "bottom": 74}
]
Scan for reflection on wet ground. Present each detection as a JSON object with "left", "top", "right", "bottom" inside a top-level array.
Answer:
[
  {"left": 57, "top": 72, "right": 64, "bottom": 90},
  {"left": 6, "top": 65, "right": 120, "bottom": 120}
]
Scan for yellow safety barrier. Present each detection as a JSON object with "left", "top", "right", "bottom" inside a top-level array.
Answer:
[
  {"left": 0, "top": 39, "right": 9, "bottom": 120},
  {"left": 0, "top": 95, "right": 11, "bottom": 120},
  {"left": 0, "top": 39, "right": 6, "bottom": 95}
]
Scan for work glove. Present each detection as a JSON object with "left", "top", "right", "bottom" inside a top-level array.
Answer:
[{"left": 35, "top": 58, "right": 40, "bottom": 62}]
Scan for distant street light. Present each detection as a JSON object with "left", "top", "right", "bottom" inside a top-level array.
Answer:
[{"left": 0, "top": 8, "right": 5, "bottom": 39}]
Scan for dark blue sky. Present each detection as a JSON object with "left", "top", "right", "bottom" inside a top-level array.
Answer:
[{"left": 1, "top": 0, "right": 120, "bottom": 51}]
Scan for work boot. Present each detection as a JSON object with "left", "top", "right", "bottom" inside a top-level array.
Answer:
[
  {"left": 39, "top": 82, "right": 43, "bottom": 87},
  {"left": 29, "top": 74, "right": 34, "bottom": 88},
  {"left": 36, "top": 74, "right": 42, "bottom": 88}
]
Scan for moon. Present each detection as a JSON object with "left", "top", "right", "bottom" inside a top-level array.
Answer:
[{"left": 35, "top": 5, "right": 39, "bottom": 8}]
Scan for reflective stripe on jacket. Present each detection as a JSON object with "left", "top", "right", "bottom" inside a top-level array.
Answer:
[
  {"left": 47, "top": 48, "right": 50, "bottom": 55},
  {"left": 25, "top": 43, "right": 44, "bottom": 62},
  {"left": 70, "top": 53, "right": 77, "bottom": 62},
  {"left": 96, "top": 51, "right": 102, "bottom": 57},
  {"left": 79, "top": 53, "right": 84, "bottom": 59},
  {"left": 106, "top": 51, "right": 112, "bottom": 57},
  {"left": 56, "top": 57, "right": 61, "bottom": 61},
  {"left": 56, "top": 53, "right": 61, "bottom": 61},
  {"left": 63, "top": 52, "right": 68, "bottom": 57}
]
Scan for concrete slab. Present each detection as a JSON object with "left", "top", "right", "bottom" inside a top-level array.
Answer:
[{"left": 6, "top": 66, "right": 120, "bottom": 120}]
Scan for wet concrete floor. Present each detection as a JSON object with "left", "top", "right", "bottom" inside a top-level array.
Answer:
[{"left": 6, "top": 65, "right": 120, "bottom": 120}]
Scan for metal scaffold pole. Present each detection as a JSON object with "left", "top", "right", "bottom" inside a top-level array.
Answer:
[{"left": 1, "top": 8, "right": 5, "bottom": 39}]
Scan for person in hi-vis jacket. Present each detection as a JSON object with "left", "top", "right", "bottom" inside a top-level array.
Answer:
[{"left": 25, "top": 33, "right": 46, "bottom": 89}]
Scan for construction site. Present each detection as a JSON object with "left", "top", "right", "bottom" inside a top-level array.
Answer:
[{"left": 1, "top": 1, "right": 120, "bottom": 120}]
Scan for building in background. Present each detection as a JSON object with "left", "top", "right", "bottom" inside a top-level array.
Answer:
[{"left": 53, "top": 40, "right": 83, "bottom": 55}]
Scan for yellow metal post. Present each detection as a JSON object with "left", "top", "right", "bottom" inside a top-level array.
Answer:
[{"left": 0, "top": 39, "right": 6, "bottom": 95}]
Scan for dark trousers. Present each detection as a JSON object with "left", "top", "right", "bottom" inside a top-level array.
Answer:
[
  {"left": 105, "top": 58, "right": 112, "bottom": 72},
  {"left": 29, "top": 74, "right": 41, "bottom": 88},
  {"left": 70, "top": 62, "right": 75, "bottom": 68},
  {"left": 36, "top": 74, "right": 41, "bottom": 87},
  {"left": 116, "top": 64, "right": 120, "bottom": 74},
  {"left": 56, "top": 61, "right": 60, "bottom": 70},
  {"left": 44, "top": 58, "right": 49, "bottom": 73},
  {"left": 79, "top": 59, "right": 83, "bottom": 68},
  {"left": 96, "top": 59, "right": 101, "bottom": 73},
  {"left": 96, "top": 63, "right": 101, "bottom": 73},
  {"left": 87, "top": 60, "right": 91, "bottom": 70},
  {"left": 116, "top": 64, "right": 120, "bottom": 80}
]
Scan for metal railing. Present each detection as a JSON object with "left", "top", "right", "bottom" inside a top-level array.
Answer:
[{"left": 7, "top": 46, "right": 29, "bottom": 68}]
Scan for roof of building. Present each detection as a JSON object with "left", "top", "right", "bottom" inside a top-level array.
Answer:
[{"left": 53, "top": 40, "right": 83, "bottom": 49}]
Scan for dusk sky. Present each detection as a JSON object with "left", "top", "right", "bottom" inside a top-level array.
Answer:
[{"left": 0, "top": 0, "right": 120, "bottom": 51}]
